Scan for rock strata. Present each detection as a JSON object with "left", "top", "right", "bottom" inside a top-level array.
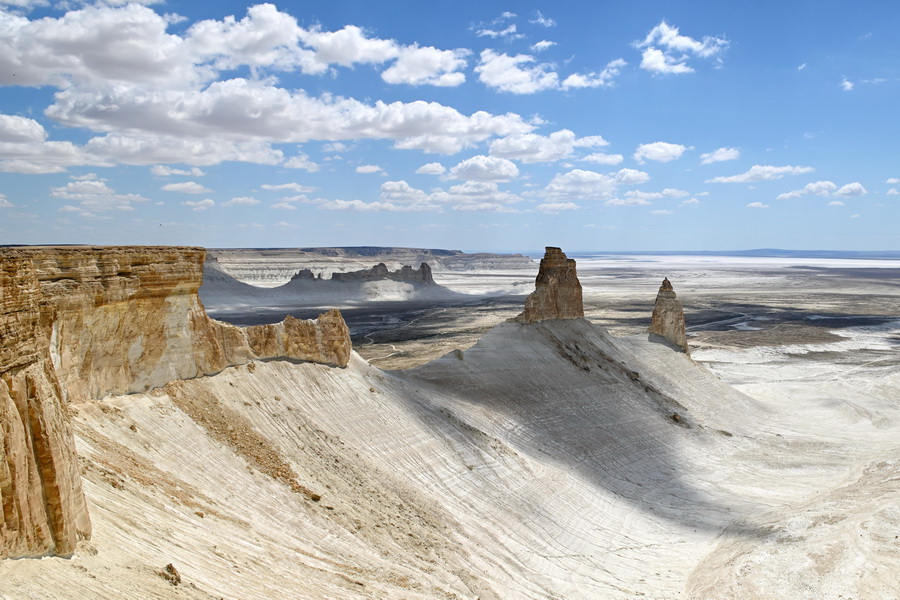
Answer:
[
  {"left": 1, "top": 246, "right": 351, "bottom": 559},
  {"left": 649, "top": 278, "right": 689, "bottom": 353},
  {"left": 516, "top": 247, "right": 584, "bottom": 323},
  {"left": 328, "top": 262, "right": 435, "bottom": 285}
]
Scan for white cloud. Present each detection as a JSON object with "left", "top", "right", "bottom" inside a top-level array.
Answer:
[
  {"left": 624, "top": 188, "right": 690, "bottom": 201},
  {"left": 681, "top": 197, "right": 701, "bottom": 205},
  {"left": 798, "top": 63, "right": 807, "bottom": 70},
  {"left": 223, "top": 196, "right": 259, "bottom": 206},
  {"left": 84, "top": 134, "right": 283, "bottom": 167},
  {"left": 260, "top": 183, "right": 316, "bottom": 193},
  {"left": 633, "top": 142, "right": 687, "bottom": 163},
  {"left": 489, "top": 129, "right": 607, "bottom": 163},
  {"left": 536, "top": 202, "right": 578, "bottom": 213},
  {"left": 841, "top": 78, "right": 854, "bottom": 91},
  {"left": 433, "top": 181, "right": 522, "bottom": 212},
  {"left": 886, "top": 178, "right": 899, "bottom": 184},
  {"left": 560, "top": 59, "right": 627, "bottom": 89},
  {"left": 161, "top": 181, "right": 211, "bottom": 194},
  {"left": 182, "top": 198, "right": 215, "bottom": 211},
  {"left": 0, "top": 193, "right": 12, "bottom": 208},
  {"left": 776, "top": 180, "right": 866, "bottom": 200},
  {"left": 476, "top": 24, "right": 523, "bottom": 40},
  {"left": 543, "top": 168, "right": 649, "bottom": 201},
  {"left": 416, "top": 162, "right": 446, "bottom": 175},
  {"left": 355, "top": 164, "right": 384, "bottom": 174},
  {"left": 381, "top": 45, "right": 469, "bottom": 87},
  {"left": 271, "top": 201, "right": 298, "bottom": 210},
  {"left": 707, "top": 165, "right": 815, "bottom": 183},
  {"left": 475, "top": 50, "right": 558, "bottom": 94},
  {"left": 285, "top": 153, "right": 320, "bottom": 172},
  {"left": 447, "top": 155, "right": 519, "bottom": 181},
  {"left": 651, "top": 209, "right": 674, "bottom": 215},
  {"left": 530, "top": 11, "right": 556, "bottom": 27},
  {"left": 581, "top": 153, "right": 624, "bottom": 165},
  {"left": 887, "top": 189, "right": 899, "bottom": 196},
  {"left": 531, "top": 40, "right": 556, "bottom": 52},
  {"left": 834, "top": 182, "right": 867, "bottom": 197},
  {"left": 0, "top": 114, "right": 100, "bottom": 173},
  {"left": 851, "top": 214, "right": 860, "bottom": 218},
  {"left": 606, "top": 196, "right": 650, "bottom": 206},
  {"left": 150, "top": 165, "right": 205, "bottom": 177},
  {"left": 300, "top": 24, "right": 398, "bottom": 69},
  {"left": 635, "top": 21, "right": 728, "bottom": 74},
  {"left": 699, "top": 147, "right": 740, "bottom": 164},
  {"left": 828, "top": 200, "right": 845, "bottom": 206},
  {"left": 746, "top": 202, "right": 769, "bottom": 208},
  {"left": 51, "top": 176, "right": 149, "bottom": 215}
]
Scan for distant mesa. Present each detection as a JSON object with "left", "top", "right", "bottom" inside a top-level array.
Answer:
[
  {"left": 516, "top": 247, "right": 584, "bottom": 323},
  {"left": 649, "top": 277, "right": 689, "bottom": 353},
  {"left": 322, "top": 262, "right": 434, "bottom": 286}
]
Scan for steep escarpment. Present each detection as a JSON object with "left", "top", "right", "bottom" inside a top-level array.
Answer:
[{"left": 1, "top": 246, "right": 350, "bottom": 559}]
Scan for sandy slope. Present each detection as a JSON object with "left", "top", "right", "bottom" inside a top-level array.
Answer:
[{"left": 1, "top": 318, "right": 897, "bottom": 599}]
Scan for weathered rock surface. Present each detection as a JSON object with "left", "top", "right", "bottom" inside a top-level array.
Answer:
[
  {"left": 0, "top": 246, "right": 350, "bottom": 559},
  {"left": 649, "top": 278, "right": 689, "bottom": 353},
  {"left": 324, "top": 262, "right": 434, "bottom": 285},
  {"left": 515, "top": 247, "right": 584, "bottom": 323}
]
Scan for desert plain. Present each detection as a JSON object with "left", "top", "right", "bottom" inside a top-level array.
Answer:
[{"left": 1, "top": 248, "right": 898, "bottom": 599}]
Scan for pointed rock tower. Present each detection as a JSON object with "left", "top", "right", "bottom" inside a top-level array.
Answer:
[
  {"left": 649, "top": 278, "right": 689, "bottom": 353},
  {"left": 516, "top": 247, "right": 584, "bottom": 323}
]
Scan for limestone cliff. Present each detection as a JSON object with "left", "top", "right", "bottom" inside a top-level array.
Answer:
[
  {"left": 1, "top": 246, "right": 351, "bottom": 559},
  {"left": 515, "top": 247, "right": 584, "bottom": 323},
  {"left": 648, "top": 278, "right": 689, "bottom": 353},
  {"left": 315, "top": 261, "right": 435, "bottom": 285}
]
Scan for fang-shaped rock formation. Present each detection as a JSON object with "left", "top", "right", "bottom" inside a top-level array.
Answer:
[
  {"left": 1, "top": 246, "right": 351, "bottom": 559},
  {"left": 649, "top": 277, "right": 689, "bottom": 353},
  {"left": 516, "top": 247, "right": 584, "bottom": 323}
]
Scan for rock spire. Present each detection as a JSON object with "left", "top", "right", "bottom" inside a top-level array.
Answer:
[
  {"left": 649, "top": 277, "right": 689, "bottom": 353},
  {"left": 516, "top": 247, "right": 584, "bottom": 323}
]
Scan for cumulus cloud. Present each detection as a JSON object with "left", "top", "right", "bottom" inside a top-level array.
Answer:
[
  {"left": 150, "top": 165, "right": 205, "bottom": 177},
  {"left": 161, "top": 181, "right": 211, "bottom": 194},
  {"left": 475, "top": 50, "right": 559, "bottom": 94},
  {"left": 887, "top": 178, "right": 899, "bottom": 184},
  {"left": 699, "top": 147, "right": 740, "bottom": 164},
  {"left": 707, "top": 165, "right": 815, "bottom": 183},
  {"left": 651, "top": 209, "right": 674, "bottom": 215},
  {"left": 542, "top": 168, "right": 649, "bottom": 202},
  {"left": 222, "top": 196, "right": 260, "bottom": 206},
  {"left": 0, "top": 114, "right": 100, "bottom": 173},
  {"left": 476, "top": 50, "right": 624, "bottom": 93},
  {"left": 447, "top": 155, "right": 519, "bottom": 181},
  {"left": 309, "top": 179, "right": 522, "bottom": 212},
  {"left": 415, "top": 162, "right": 446, "bottom": 175},
  {"left": 531, "top": 40, "right": 556, "bottom": 52},
  {"left": 635, "top": 21, "right": 728, "bottom": 74},
  {"left": 51, "top": 176, "right": 149, "bottom": 216},
  {"left": 841, "top": 78, "right": 854, "bottom": 91},
  {"left": 776, "top": 180, "right": 866, "bottom": 200},
  {"left": 0, "top": 193, "right": 13, "bottom": 208},
  {"left": 260, "top": 183, "right": 316, "bottom": 193},
  {"left": 489, "top": 129, "right": 607, "bottom": 163},
  {"left": 746, "top": 202, "right": 768, "bottom": 208},
  {"left": 284, "top": 153, "right": 320, "bottom": 171},
  {"left": 355, "top": 164, "right": 384, "bottom": 174},
  {"left": 536, "top": 202, "right": 578, "bottom": 213},
  {"left": 530, "top": 11, "right": 556, "bottom": 27},
  {"left": 581, "top": 153, "right": 624, "bottom": 165},
  {"left": 633, "top": 142, "right": 688, "bottom": 163},
  {"left": 381, "top": 45, "right": 469, "bottom": 86},
  {"left": 182, "top": 198, "right": 215, "bottom": 211},
  {"left": 828, "top": 200, "right": 845, "bottom": 206},
  {"left": 886, "top": 189, "right": 899, "bottom": 196},
  {"left": 681, "top": 197, "right": 701, "bottom": 205}
]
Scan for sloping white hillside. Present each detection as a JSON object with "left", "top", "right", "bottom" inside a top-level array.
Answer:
[{"left": 1, "top": 318, "right": 897, "bottom": 598}]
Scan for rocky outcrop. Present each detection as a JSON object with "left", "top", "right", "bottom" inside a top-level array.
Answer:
[
  {"left": 649, "top": 278, "right": 689, "bottom": 353},
  {"left": 515, "top": 247, "right": 584, "bottom": 323},
  {"left": 1, "top": 246, "right": 351, "bottom": 559},
  {"left": 330, "top": 262, "right": 434, "bottom": 285}
]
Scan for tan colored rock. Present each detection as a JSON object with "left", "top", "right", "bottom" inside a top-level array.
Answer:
[
  {"left": 1, "top": 246, "right": 351, "bottom": 559},
  {"left": 649, "top": 278, "right": 689, "bottom": 353},
  {"left": 516, "top": 247, "right": 584, "bottom": 323}
]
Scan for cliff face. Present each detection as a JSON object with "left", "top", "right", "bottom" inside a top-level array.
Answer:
[
  {"left": 516, "top": 247, "right": 584, "bottom": 323},
  {"left": 649, "top": 278, "right": 689, "bottom": 353},
  {"left": 310, "top": 261, "right": 435, "bottom": 285},
  {"left": 1, "top": 246, "right": 350, "bottom": 559}
]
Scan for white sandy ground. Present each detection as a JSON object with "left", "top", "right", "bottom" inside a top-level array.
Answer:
[
  {"left": 2, "top": 255, "right": 899, "bottom": 599},
  {"left": 1, "top": 316, "right": 898, "bottom": 598}
]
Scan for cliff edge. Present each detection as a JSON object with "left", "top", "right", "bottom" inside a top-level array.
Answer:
[{"left": 1, "top": 246, "right": 350, "bottom": 559}]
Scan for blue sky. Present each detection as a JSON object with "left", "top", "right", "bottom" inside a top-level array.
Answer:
[{"left": 1, "top": 1, "right": 898, "bottom": 252}]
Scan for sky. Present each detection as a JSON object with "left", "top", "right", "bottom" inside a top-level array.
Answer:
[{"left": 1, "top": 0, "right": 898, "bottom": 252}]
